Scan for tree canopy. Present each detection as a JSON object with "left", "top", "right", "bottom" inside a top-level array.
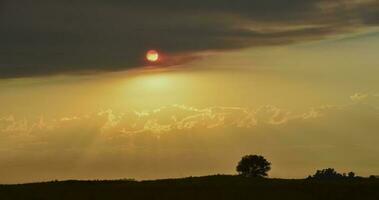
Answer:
[{"left": 236, "top": 155, "right": 271, "bottom": 178}]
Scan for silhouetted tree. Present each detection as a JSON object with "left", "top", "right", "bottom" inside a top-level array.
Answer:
[
  {"left": 236, "top": 155, "right": 271, "bottom": 178},
  {"left": 348, "top": 171, "right": 355, "bottom": 178},
  {"left": 309, "top": 168, "right": 344, "bottom": 180},
  {"left": 369, "top": 175, "right": 377, "bottom": 179}
]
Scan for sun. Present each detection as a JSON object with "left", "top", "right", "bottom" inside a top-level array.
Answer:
[{"left": 146, "top": 50, "right": 159, "bottom": 62}]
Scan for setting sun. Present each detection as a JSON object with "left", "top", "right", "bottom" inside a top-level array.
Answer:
[{"left": 146, "top": 50, "right": 159, "bottom": 62}]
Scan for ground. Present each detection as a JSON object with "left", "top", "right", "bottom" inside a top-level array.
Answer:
[{"left": 0, "top": 175, "right": 378, "bottom": 200}]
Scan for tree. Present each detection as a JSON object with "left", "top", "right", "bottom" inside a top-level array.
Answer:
[
  {"left": 236, "top": 155, "right": 271, "bottom": 178},
  {"left": 369, "top": 175, "right": 377, "bottom": 179},
  {"left": 348, "top": 171, "right": 355, "bottom": 178},
  {"left": 309, "top": 168, "right": 344, "bottom": 180}
]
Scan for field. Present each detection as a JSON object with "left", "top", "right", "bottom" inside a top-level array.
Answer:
[{"left": 1, "top": 175, "right": 378, "bottom": 200}]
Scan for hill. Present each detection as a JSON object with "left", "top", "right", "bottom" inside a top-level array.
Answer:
[{"left": 0, "top": 175, "right": 378, "bottom": 200}]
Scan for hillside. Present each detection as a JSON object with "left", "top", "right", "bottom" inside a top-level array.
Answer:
[{"left": 1, "top": 175, "right": 378, "bottom": 200}]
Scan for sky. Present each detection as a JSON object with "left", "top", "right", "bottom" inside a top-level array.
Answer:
[{"left": 0, "top": 0, "right": 379, "bottom": 183}]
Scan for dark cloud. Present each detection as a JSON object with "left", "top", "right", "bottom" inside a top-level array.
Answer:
[{"left": 0, "top": 0, "right": 378, "bottom": 78}]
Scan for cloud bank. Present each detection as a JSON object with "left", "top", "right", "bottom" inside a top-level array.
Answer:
[
  {"left": 0, "top": 0, "right": 378, "bottom": 78},
  {"left": 1, "top": 93, "right": 379, "bottom": 139},
  {"left": 1, "top": 93, "right": 379, "bottom": 182}
]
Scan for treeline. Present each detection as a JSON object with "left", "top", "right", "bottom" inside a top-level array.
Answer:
[{"left": 236, "top": 154, "right": 378, "bottom": 180}]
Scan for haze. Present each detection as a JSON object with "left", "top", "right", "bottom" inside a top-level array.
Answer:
[{"left": 0, "top": 0, "right": 379, "bottom": 184}]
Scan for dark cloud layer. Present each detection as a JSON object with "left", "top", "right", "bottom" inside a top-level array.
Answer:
[{"left": 0, "top": 0, "right": 378, "bottom": 78}]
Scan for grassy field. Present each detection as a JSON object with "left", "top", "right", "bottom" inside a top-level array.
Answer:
[{"left": 0, "top": 175, "right": 378, "bottom": 200}]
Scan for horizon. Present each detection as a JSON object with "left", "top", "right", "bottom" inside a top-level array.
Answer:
[
  {"left": 2, "top": 172, "right": 378, "bottom": 186},
  {"left": 1, "top": 0, "right": 379, "bottom": 184}
]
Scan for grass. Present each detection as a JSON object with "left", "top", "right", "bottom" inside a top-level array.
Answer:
[{"left": 0, "top": 175, "right": 378, "bottom": 200}]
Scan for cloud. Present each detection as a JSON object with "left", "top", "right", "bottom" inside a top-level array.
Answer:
[
  {"left": 1, "top": 96, "right": 378, "bottom": 151},
  {"left": 0, "top": 103, "right": 350, "bottom": 138},
  {"left": 0, "top": 0, "right": 378, "bottom": 78},
  {"left": 350, "top": 93, "right": 369, "bottom": 102},
  {"left": 350, "top": 92, "right": 379, "bottom": 105},
  {"left": 2, "top": 91, "right": 379, "bottom": 138},
  {"left": 2, "top": 93, "right": 379, "bottom": 182}
]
